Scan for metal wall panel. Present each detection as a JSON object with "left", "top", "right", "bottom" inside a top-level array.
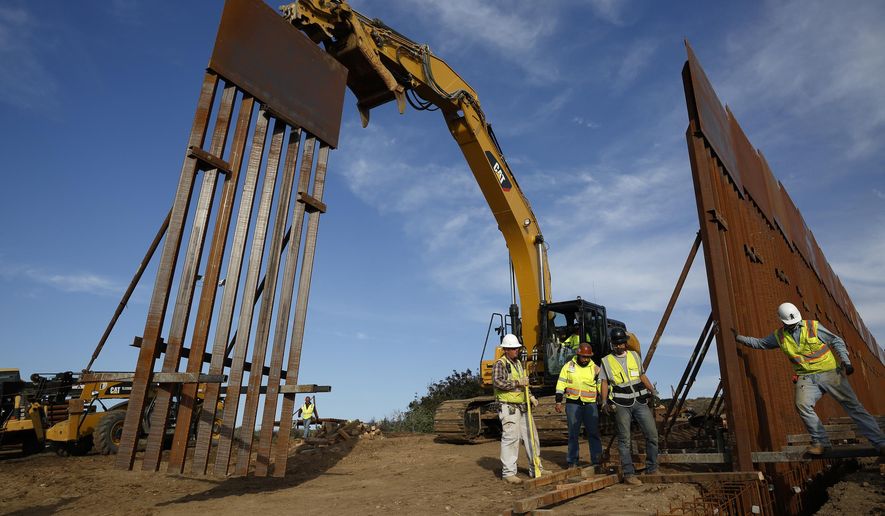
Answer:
[
  {"left": 682, "top": 41, "right": 884, "bottom": 479},
  {"left": 113, "top": 0, "right": 342, "bottom": 476}
]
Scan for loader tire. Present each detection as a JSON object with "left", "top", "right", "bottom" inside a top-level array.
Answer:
[{"left": 94, "top": 410, "right": 126, "bottom": 455}]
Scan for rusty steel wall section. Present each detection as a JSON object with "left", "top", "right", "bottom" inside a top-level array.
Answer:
[
  {"left": 681, "top": 41, "right": 884, "bottom": 478},
  {"left": 115, "top": 0, "right": 344, "bottom": 476}
]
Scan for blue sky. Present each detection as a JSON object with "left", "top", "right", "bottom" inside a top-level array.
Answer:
[{"left": 2, "top": 0, "right": 883, "bottom": 423}]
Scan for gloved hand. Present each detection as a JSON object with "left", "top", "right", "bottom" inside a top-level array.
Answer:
[
  {"left": 554, "top": 402, "right": 563, "bottom": 414},
  {"left": 530, "top": 396, "right": 539, "bottom": 408},
  {"left": 602, "top": 403, "right": 615, "bottom": 415},
  {"left": 844, "top": 363, "right": 855, "bottom": 376},
  {"left": 517, "top": 377, "right": 529, "bottom": 387}
]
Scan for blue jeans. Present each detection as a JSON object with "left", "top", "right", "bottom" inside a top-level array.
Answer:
[
  {"left": 303, "top": 420, "right": 312, "bottom": 439},
  {"left": 795, "top": 369, "right": 884, "bottom": 447},
  {"left": 614, "top": 402, "right": 658, "bottom": 476},
  {"left": 565, "top": 402, "right": 602, "bottom": 466}
]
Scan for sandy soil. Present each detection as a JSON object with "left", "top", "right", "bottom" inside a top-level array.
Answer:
[{"left": 0, "top": 434, "right": 705, "bottom": 515}]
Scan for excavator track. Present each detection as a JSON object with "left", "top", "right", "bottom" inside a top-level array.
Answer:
[
  {"left": 434, "top": 395, "right": 617, "bottom": 444},
  {"left": 434, "top": 396, "right": 498, "bottom": 444}
]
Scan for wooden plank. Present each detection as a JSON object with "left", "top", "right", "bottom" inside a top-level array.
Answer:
[
  {"left": 278, "top": 384, "right": 332, "bottom": 394},
  {"left": 636, "top": 471, "right": 763, "bottom": 483},
  {"left": 114, "top": 72, "right": 218, "bottom": 471},
  {"left": 522, "top": 468, "right": 583, "bottom": 490},
  {"left": 513, "top": 474, "right": 618, "bottom": 513},
  {"left": 786, "top": 430, "right": 855, "bottom": 444},
  {"left": 658, "top": 453, "right": 727, "bottom": 464},
  {"left": 81, "top": 373, "right": 225, "bottom": 383}
]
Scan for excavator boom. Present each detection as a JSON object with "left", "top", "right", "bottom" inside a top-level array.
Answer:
[{"left": 283, "top": 0, "right": 552, "bottom": 361}]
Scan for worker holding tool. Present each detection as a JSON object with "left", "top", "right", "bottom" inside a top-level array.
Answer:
[
  {"left": 296, "top": 396, "right": 319, "bottom": 439},
  {"left": 733, "top": 302, "right": 885, "bottom": 455},
  {"left": 554, "top": 342, "right": 602, "bottom": 470},
  {"left": 599, "top": 327, "right": 659, "bottom": 485},
  {"left": 494, "top": 333, "right": 543, "bottom": 484}
]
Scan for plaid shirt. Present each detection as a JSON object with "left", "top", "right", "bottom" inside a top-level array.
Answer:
[{"left": 492, "top": 356, "right": 525, "bottom": 393}]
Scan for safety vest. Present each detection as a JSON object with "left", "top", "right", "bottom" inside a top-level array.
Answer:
[
  {"left": 776, "top": 320, "right": 837, "bottom": 375},
  {"left": 555, "top": 357, "right": 599, "bottom": 403},
  {"left": 494, "top": 357, "right": 527, "bottom": 404},
  {"left": 300, "top": 402, "right": 315, "bottom": 420},
  {"left": 603, "top": 351, "right": 650, "bottom": 406},
  {"left": 563, "top": 333, "right": 591, "bottom": 350}
]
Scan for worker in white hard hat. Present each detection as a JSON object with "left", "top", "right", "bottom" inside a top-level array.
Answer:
[
  {"left": 732, "top": 302, "right": 884, "bottom": 455},
  {"left": 493, "top": 333, "right": 543, "bottom": 484}
]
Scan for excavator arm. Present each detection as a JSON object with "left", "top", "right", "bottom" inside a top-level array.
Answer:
[{"left": 283, "top": 0, "right": 552, "bottom": 357}]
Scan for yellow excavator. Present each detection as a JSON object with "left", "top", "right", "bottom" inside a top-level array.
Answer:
[
  {"left": 285, "top": 0, "right": 639, "bottom": 443},
  {"left": 0, "top": 368, "right": 218, "bottom": 456}
]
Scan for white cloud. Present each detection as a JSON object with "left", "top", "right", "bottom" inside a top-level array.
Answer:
[
  {"left": 614, "top": 39, "right": 657, "bottom": 89},
  {"left": 0, "top": 261, "right": 121, "bottom": 296},
  {"left": 720, "top": 0, "right": 885, "bottom": 159},
  {"left": 392, "top": 0, "right": 559, "bottom": 82},
  {"left": 585, "top": 0, "right": 630, "bottom": 25},
  {"left": 0, "top": 6, "right": 60, "bottom": 112}
]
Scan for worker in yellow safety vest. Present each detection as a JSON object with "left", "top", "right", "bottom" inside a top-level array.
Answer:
[
  {"left": 554, "top": 342, "right": 602, "bottom": 469},
  {"left": 493, "top": 333, "right": 543, "bottom": 484},
  {"left": 733, "top": 302, "right": 884, "bottom": 455},
  {"left": 562, "top": 319, "right": 591, "bottom": 352},
  {"left": 599, "top": 327, "right": 659, "bottom": 486},
  {"left": 296, "top": 396, "right": 319, "bottom": 439}
]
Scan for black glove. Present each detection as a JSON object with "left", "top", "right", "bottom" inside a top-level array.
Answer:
[{"left": 844, "top": 363, "right": 854, "bottom": 376}]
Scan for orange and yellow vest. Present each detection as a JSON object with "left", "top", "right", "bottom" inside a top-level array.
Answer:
[
  {"left": 776, "top": 320, "right": 837, "bottom": 375},
  {"left": 555, "top": 357, "right": 599, "bottom": 402},
  {"left": 300, "top": 402, "right": 315, "bottom": 420}
]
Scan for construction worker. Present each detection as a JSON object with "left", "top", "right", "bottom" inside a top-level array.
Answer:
[
  {"left": 296, "top": 396, "right": 319, "bottom": 439},
  {"left": 554, "top": 342, "right": 602, "bottom": 469},
  {"left": 562, "top": 319, "right": 591, "bottom": 352},
  {"left": 599, "top": 327, "right": 659, "bottom": 485},
  {"left": 733, "top": 302, "right": 885, "bottom": 455},
  {"left": 493, "top": 333, "right": 542, "bottom": 484}
]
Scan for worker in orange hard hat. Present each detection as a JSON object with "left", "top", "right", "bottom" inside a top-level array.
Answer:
[
  {"left": 554, "top": 342, "right": 602, "bottom": 470},
  {"left": 733, "top": 302, "right": 884, "bottom": 456}
]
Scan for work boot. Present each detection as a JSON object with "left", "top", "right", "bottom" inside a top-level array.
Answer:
[
  {"left": 805, "top": 443, "right": 828, "bottom": 456},
  {"left": 503, "top": 475, "right": 523, "bottom": 485},
  {"left": 567, "top": 463, "right": 579, "bottom": 470},
  {"left": 624, "top": 475, "right": 642, "bottom": 486}
]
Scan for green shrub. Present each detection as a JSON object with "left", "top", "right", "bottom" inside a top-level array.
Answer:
[{"left": 378, "top": 369, "right": 483, "bottom": 433}]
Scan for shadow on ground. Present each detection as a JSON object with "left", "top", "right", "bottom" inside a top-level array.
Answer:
[{"left": 155, "top": 438, "right": 361, "bottom": 507}]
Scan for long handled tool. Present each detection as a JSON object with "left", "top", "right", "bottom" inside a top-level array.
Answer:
[{"left": 524, "top": 383, "right": 542, "bottom": 478}]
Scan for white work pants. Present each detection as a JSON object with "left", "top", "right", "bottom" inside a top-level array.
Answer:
[{"left": 499, "top": 403, "right": 540, "bottom": 478}]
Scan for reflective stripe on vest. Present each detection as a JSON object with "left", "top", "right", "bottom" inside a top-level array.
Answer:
[
  {"left": 604, "top": 351, "right": 649, "bottom": 406},
  {"left": 300, "top": 403, "right": 314, "bottom": 420},
  {"left": 555, "top": 357, "right": 598, "bottom": 402},
  {"left": 776, "top": 320, "right": 837, "bottom": 375},
  {"left": 494, "top": 357, "right": 527, "bottom": 404}
]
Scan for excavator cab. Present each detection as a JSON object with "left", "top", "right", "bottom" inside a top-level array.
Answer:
[{"left": 539, "top": 298, "right": 623, "bottom": 384}]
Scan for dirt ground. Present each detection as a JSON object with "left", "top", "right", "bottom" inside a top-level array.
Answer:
[
  {"left": 0, "top": 434, "right": 703, "bottom": 515},
  {"left": 813, "top": 459, "right": 884, "bottom": 516}
]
